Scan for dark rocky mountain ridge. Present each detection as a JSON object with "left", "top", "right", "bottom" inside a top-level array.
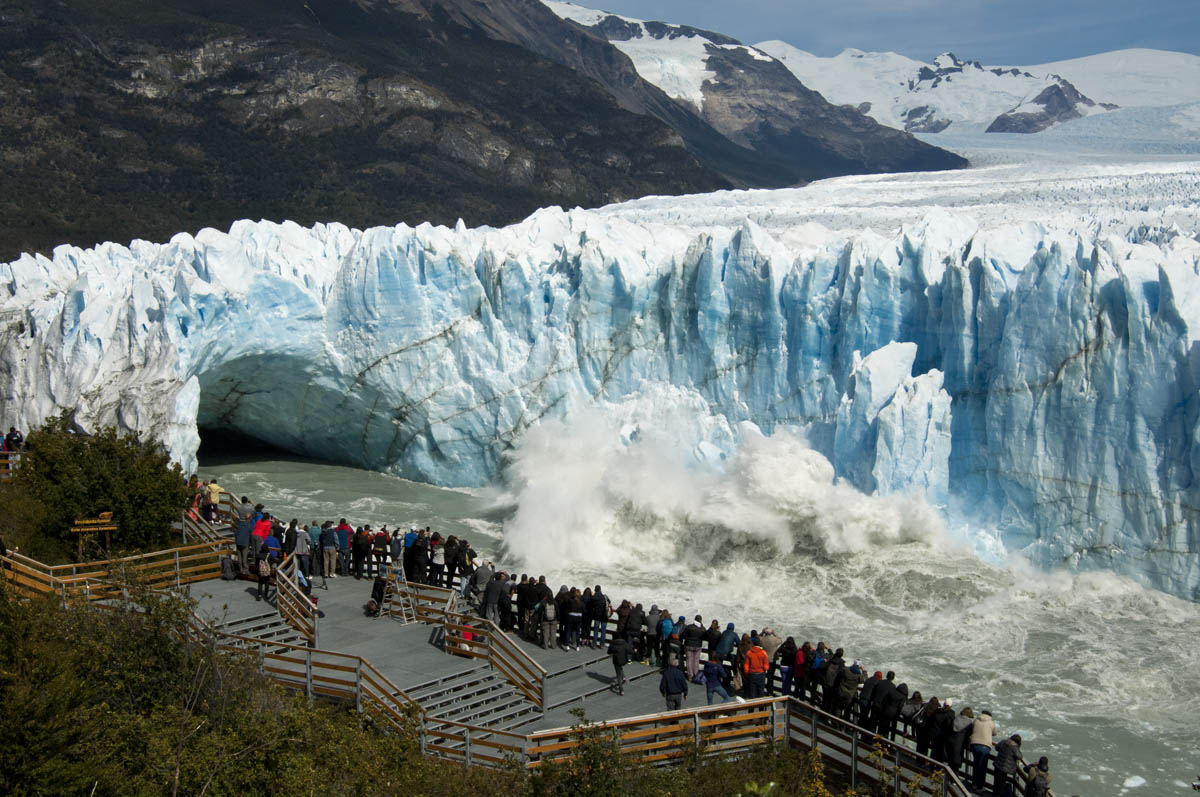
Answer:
[{"left": 0, "top": 0, "right": 965, "bottom": 261}]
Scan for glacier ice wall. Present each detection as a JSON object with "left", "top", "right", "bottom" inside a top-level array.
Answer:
[{"left": 2, "top": 163, "right": 1200, "bottom": 598}]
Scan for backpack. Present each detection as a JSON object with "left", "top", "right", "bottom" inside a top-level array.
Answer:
[
  {"left": 1024, "top": 771, "right": 1048, "bottom": 797},
  {"left": 542, "top": 601, "right": 557, "bottom": 622},
  {"left": 220, "top": 556, "right": 236, "bottom": 580}
]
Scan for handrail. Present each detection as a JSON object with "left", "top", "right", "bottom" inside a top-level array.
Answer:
[
  {"left": 274, "top": 553, "right": 319, "bottom": 647},
  {"left": 443, "top": 609, "right": 547, "bottom": 711}
]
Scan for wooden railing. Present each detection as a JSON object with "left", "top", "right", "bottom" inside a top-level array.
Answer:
[
  {"left": 199, "top": 623, "right": 418, "bottom": 728},
  {"left": 0, "top": 450, "right": 21, "bottom": 481},
  {"left": 1, "top": 540, "right": 230, "bottom": 601},
  {"left": 275, "top": 553, "right": 319, "bottom": 647},
  {"left": 423, "top": 717, "right": 527, "bottom": 767},
  {"left": 442, "top": 609, "right": 547, "bottom": 711}
]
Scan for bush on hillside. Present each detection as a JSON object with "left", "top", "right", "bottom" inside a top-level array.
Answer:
[{"left": 10, "top": 412, "right": 191, "bottom": 559}]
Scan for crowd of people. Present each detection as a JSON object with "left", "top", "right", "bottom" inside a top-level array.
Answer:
[{"left": 203, "top": 486, "right": 1053, "bottom": 797}]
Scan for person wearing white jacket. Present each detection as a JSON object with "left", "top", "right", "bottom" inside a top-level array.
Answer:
[{"left": 969, "top": 709, "right": 997, "bottom": 791}]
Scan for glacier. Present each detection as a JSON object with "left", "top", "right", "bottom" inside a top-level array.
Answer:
[{"left": 2, "top": 159, "right": 1199, "bottom": 599}]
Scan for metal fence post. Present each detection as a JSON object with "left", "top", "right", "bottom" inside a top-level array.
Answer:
[
  {"left": 174, "top": 551, "right": 181, "bottom": 587},
  {"left": 693, "top": 713, "right": 701, "bottom": 746},
  {"left": 850, "top": 732, "right": 859, "bottom": 790},
  {"left": 464, "top": 728, "right": 473, "bottom": 766},
  {"left": 811, "top": 712, "right": 818, "bottom": 747},
  {"left": 305, "top": 650, "right": 313, "bottom": 699},
  {"left": 894, "top": 747, "right": 901, "bottom": 793}
]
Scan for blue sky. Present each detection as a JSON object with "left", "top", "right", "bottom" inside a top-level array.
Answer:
[{"left": 580, "top": 0, "right": 1200, "bottom": 64}]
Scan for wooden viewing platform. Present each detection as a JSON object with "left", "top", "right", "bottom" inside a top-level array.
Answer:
[{"left": 1, "top": 499, "right": 1054, "bottom": 796}]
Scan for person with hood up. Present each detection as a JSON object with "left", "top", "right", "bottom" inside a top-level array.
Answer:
[
  {"left": 821, "top": 647, "right": 846, "bottom": 710},
  {"left": 837, "top": 658, "right": 867, "bottom": 720},
  {"left": 743, "top": 636, "right": 769, "bottom": 698},
  {"left": 969, "top": 709, "right": 996, "bottom": 790},
  {"left": 1023, "top": 755, "right": 1050, "bottom": 797},
  {"left": 946, "top": 706, "right": 975, "bottom": 774},
  {"left": 992, "top": 734, "right": 1022, "bottom": 797},
  {"left": 714, "top": 622, "right": 739, "bottom": 661}
]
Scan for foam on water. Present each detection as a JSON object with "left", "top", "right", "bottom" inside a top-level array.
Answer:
[{"left": 203, "top": 423, "right": 1200, "bottom": 795}]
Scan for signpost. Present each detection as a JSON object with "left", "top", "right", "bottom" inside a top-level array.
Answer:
[{"left": 71, "top": 511, "right": 117, "bottom": 559}]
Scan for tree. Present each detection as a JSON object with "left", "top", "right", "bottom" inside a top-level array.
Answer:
[{"left": 12, "top": 412, "right": 191, "bottom": 557}]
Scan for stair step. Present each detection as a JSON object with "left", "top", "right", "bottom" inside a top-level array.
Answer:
[
  {"left": 407, "top": 667, "right": 499, "bottom": 700},
  {"left": 439, "top": 693, "right": 531, "bottom": 726},
  {"left": 420, "top": 677, "right": 509, "bottom": 714}
]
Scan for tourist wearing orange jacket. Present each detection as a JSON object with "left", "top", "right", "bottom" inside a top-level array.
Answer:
[{"left": 743, "top": 637, "right": 769, "bottom": 698}]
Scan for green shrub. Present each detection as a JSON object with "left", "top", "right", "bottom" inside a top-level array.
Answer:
[{"left": 11, "top": 412, "right": 191, "bottom": 559}]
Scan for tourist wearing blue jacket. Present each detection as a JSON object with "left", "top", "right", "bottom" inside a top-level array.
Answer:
[{"left": 702, "top": 655, "right": 731, "bottom": 704}]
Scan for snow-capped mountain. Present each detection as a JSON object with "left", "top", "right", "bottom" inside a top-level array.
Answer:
[
  {"left": 3, "top": 158, "right": 1200, "bottom": 600},
  {"left": 538, "top": 1, "right": 964, "bottom": 181},
  {"left": 756, "top": 44, "right": 1112, "bottom": 134}
]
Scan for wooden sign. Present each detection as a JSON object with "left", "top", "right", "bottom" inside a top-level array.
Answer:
[{"left": 71, "top": 512, "right": 117, "bottom": 557}]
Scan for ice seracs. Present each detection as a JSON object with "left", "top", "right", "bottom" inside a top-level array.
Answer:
[{"left": 2, "top": 160, "right": 1200, "bottom": 600}]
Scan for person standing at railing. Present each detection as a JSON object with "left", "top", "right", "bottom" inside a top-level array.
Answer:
[
  {"left": 426, "top": 531, "right": 443, "bottom": 586},
  {"left": 441, "top": 535, "right": 459, "bottom": 588},
  {"left": 588, "top": 584, "right": 612, "bottom": 649},
  {"left": 992, "top": 734, "right": 1023, "bottom": 797},
  {"left": 5, "top": 426, "right": 24, "bottom": 451},
  {"left": 372, "top": 526, "right": 391, "bottom": 579},
  {"left": 625, "top": 601, "right": 645, "bottom": 657},
  {"left": 837, "top": 659, "right": 866, "bottom": 720},
  {"left": 319, "top": 522, "right": 338, "bottom": 585},
  {"left": 681, "top": 616, "right": 705, "bottom": 680},
  {"left": 294, "top": 519, "right": 311, "bottom": 579},
  {"left": 352, "top": 527, "right": 370, "bottom": 579},
  {"left": 204, "top": 479, "right": 223, "bottom": 524},
  {"left": 233, "top": 497, "right": 254, "bottom": 574},
  {"left": 743, "top": 636, "right": 769, "bottom": 699},
  {"left": 307, "top": 521, "right": 322, "bottom": 577},
  {"left": 335, "top": 519, "right": 353, "bottom": 577},
  {"left": 283, "top": 519, "right": 300, "bottom": 558},
  {"left": 412, "top": 528, "right": 431, "bottom": 584},
  {"left": 1023, "top": 756, "right": 1051, "bottom": 797},
  {"left": 969, "top": 708, "right": 996, "bottom": 791}
]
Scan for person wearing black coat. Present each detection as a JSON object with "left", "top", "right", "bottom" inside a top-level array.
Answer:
[
  {"left": 626, "top": 603, "right": 645, "bottom": 657},
  {"left": 858, "top": 670, "right": 883, "bottom": 729},
  {"left": 608, "top": 636, "right": 629, "bottom": 695},
  {"left": 877, "top": 681, "right": 908, "bottom": 740},
  {"left": 659, "top": 661, "right": 688, "bottom": 710},
  {"left": 442, "top": 536, "right": 460, "bottom": 587},
  {"left": 821, "top": 649, "right": 845, "bottom": 712},
  {"left": 930, "top": 699, "right": 958, "bottom": 763}
]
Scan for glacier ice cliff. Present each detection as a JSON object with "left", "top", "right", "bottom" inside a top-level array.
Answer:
[{"left": 2, "top": 161, "right": 1200, "bottom": 598}]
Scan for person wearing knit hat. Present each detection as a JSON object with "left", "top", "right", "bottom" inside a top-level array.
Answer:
[
  {"left": 1023, "top": 755, "right": 1051, "bottom": 796},
  {"left": 993, "top": 733, "right": 1023, "bottom": 797}
]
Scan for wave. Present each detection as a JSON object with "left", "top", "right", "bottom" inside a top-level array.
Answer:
[{"left": 500, "top": 390, "right": 947, "bottom": 574}]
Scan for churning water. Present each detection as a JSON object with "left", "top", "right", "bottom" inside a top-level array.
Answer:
[{"left": 202, "top": 412, "right": 1200, "bottom": 796}]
